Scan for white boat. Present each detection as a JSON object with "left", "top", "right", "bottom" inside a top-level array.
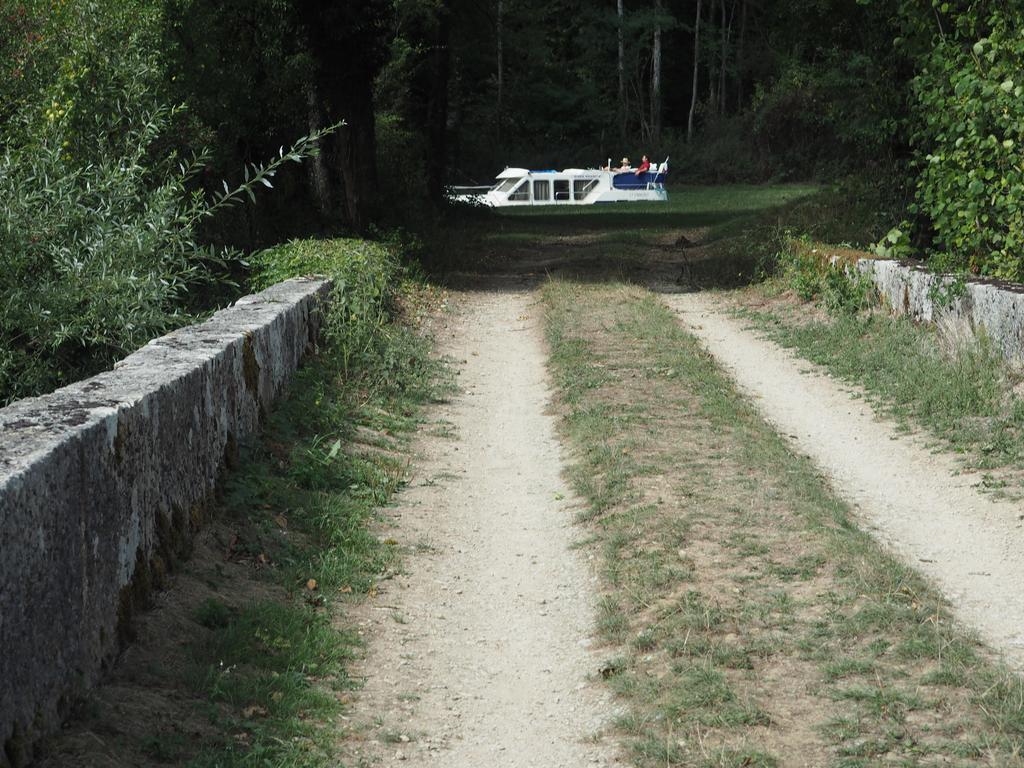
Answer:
[{"left": 449, "top": 161, "right": 668, "bottom": 207}]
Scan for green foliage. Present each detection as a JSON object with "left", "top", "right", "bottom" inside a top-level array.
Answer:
[
  {"left": 0, "top": 1, "right": 330, "bottom": 405},
  {"left": 872, "top": 224, "right": 915, "bottom": 260},
  {"left": 161, "top": 0, "right": 315, "bottom": 245},
  {"left": 375, "top": 111, "right": 431, "bottom": 221},
  {"left": 0, "top": 1, "right": 182, "bottom": 402},
  {"left": 748, "top": 48, "right": 902, "bottom": 179},
  {"left": 193, "top": 598, "right": 232, "bottom": 629},
  {"left": 784, "top": 246, "right": 827, "bottom": 302},
  {"left": 182, "top": 256, "right": 445, "bottom": 767},
  {"left": 900, "top": 7, "right": 1024, "bottom": 280},
  {"left": 668, "top": 120, "right": 766, "bottom": 184},
  {"left": 251, "top": 238, "right": 400, "bottom": 376},
  {"left": 0, "top": 110, "right": 328, "bottom": 404},
  {"left": 779, "top": 242, "right": 877, "bottom": 315}
]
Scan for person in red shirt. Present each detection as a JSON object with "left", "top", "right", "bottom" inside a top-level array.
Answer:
[{"left": 634, "top": 155, "right": 651, "bottom": 175}]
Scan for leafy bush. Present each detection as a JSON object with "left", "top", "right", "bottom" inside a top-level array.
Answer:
[
  {"left": 0, "top": 1, "right": 327, "bottom": 405},
  {"left": 779, "top": 240, "right": 877, "bottom": 315},
  {"left": 748, "top": 52, "right": 902, "bottom": 180},
  {"left": 668, "top": 120, "right": 769, "bottom": 184},
  {"left": 0, "top": 2, "right": 179, "bottom": 402},
  {"left": 888, "top": 4, "right": 1024, "bottom": 280},
  {"left": 786, "top": 247, "right": 826, "bottom": 302},
  {"left": 0, "top": 110, "right": 323, "bottom": 404},
  {"left": 251, "top": 239, "right": 399, "bottom": 376},
  {"left": 821, "top": 266, "right": 876, "bottom": 316}
]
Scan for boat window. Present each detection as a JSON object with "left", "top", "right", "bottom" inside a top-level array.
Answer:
[
  {"left": 508, "top": 181, "right": 530, "bottom": 201},
  {"left": 533, "top": 180, "right": 551, "bottom": 201},
  {"left": 492, "top": 178, "right": 519, "bottom": 193},
  {"left": 573, "top": 179, "right": 598, "bottom": 199},
  {"left": 554, "top": 179, "right": 570, "bottom": 201}
]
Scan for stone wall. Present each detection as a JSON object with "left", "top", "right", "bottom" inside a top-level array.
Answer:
[
  {"left": 855, "top": 259, "right": 1024, "bottom": 362},
  {"left": 0, "top": 277, "right": 330, "bottom": 767}
]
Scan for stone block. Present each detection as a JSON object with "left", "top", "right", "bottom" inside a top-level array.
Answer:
[
  {"left": 0, "top": 277, "right": 330, "bottom": 766},
  {"left": 857, "top": 260, "right": 1024, "bottom": 361}
]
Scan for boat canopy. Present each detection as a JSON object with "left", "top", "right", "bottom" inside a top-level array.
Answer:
[{"left": 496, "top": 167, "right": 529, "bottom": 179}]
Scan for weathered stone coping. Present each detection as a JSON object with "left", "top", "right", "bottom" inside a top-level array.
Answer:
[
  {"left": 855, "top": 259, "right": 1024, "bottom": 362},
  {"left": 0, "top": 276, "right": 330, "bottom": 767}
]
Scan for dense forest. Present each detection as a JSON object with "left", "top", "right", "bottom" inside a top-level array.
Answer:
[{"left": 2, "top": 0, "right": 1024, "bottom": 403}]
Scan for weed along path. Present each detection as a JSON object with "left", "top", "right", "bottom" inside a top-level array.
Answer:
[
  {"left": 348, "top": 286, "right": 616, "bottom": 767},
  {"left": 668, "top": 291, "right": 1024, "bottom": 669}
]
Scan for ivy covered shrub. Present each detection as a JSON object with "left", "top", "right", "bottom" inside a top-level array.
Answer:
[{"left": 892, "top": 4, "right": 1024, "bottom": 280}]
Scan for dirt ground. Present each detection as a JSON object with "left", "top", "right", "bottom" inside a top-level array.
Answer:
[
  {"left": 343, "top": 285, "right": 619, "bottom": 767},
  {"left": 668, "top": 291, "right": 1024, "bottom": 670}
]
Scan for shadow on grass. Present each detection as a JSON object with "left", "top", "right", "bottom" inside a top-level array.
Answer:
[
  {"left": 488, "top": 207, "right": 767, "bottom": 233},
  {"left": 429, "top": 184, "right": 820, "bottom": 292}
]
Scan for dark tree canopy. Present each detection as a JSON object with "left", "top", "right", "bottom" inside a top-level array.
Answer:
[{"left": 3, "top": 0, "right": 1023, "bottom": 280}]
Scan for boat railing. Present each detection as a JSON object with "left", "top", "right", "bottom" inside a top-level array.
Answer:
[{"left": 648, "top": 157, "right": 669, "bottom": 189}]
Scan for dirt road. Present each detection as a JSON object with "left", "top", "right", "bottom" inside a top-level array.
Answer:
[
  {"left": 667, "top": 291, "right": 1024, "bottom": 669},
  {"left": 346, "top": 282, "right": 1024, "bottom": 766},
  {"left": 348, "top": 287, "right": 616, "bottom": 767}
]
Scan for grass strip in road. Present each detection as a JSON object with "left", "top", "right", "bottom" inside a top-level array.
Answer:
[
  {"left": 731, "top": 274, "right": 1024, "bottom": 495},
  {"left": 543, "top": 279, "right": 1024, "bottom": 767}
]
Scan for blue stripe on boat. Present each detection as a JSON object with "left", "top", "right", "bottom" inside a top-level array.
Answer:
[{"left": 611, "top": 171, "right": 663, "bottom": 189}]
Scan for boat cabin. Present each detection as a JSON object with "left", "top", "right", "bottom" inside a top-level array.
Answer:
[{"left": 451, "top": 163, "right": 668, "bottom": 207}]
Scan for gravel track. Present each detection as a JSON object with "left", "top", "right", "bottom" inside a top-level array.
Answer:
[
  {"left": 667, "top": 291, "right": 1024, "bottom": 670},
  {"left": 347, "top": 287, "right": 617, "bottom": 767}
]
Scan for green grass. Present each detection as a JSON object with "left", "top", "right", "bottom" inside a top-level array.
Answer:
[
  {"left": 543, "top": 279, "right": 1024, "bottom": 766},
  {"left": 177, "top": 311, "right": 450, "bottom": 767},
  {"left": 496, "top": 184, "right": 818, "bottom": 223},
  {"left": 433, "top": 184, "right": 819, "bottom": 274},
  {"left": 490, "top": 184, "right": 818, "bottom": 250}
]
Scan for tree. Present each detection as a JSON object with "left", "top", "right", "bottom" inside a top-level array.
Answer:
[
  {"left": 687, "top": 0, "right": 702, "bottom": 142},
  {"left": 651, "top": 0, "right": 662, "bottom": 144},
  {"left": 294, "top": 0, "right": 391, "bottom": 231},
  {"left": 496, "top": 0, "right": 504, "bottom": 144},
  {"left": 618, "top": 0, "right": 626, "bottom": 141}
]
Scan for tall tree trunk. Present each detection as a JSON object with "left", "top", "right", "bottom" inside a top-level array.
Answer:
[
  {"left": 736, "top": 0, "right": 747, "bottom": 111},
  {"left": 496, "top": 0, "right": 503, "bottom": 144},
  {"left": 402, "top": 1, "right": 451, "bottom": 204},
  {"left": 335, "top": 99, "right": 379, "bottom": 232},
  {"left": 295, "top": 0, "right": 389, "bottom": 232},
  {"left": 304, "top": 82, "right": 334, "bottom": 218},
  {"left": 719, "top": 0, "right": 727, "bottom": 116},
  {"left": 651, "top": 0, "right": 662, "bottom": 145},
  {"left": 687, "top": 0, "right": 702, "bottom": 142},
  {"left": 617, "top": 0, "right": 626, "bottom": 141},
  {"left": 707, "top": 0, "right": 717, "bottom": 116},
  {"left": 425, "top": 7, "right": 451, "bottom": 203}
]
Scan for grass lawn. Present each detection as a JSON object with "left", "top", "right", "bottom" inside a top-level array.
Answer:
[{"left": 437, "top": 184, "right": 820, "bottom": 274}]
